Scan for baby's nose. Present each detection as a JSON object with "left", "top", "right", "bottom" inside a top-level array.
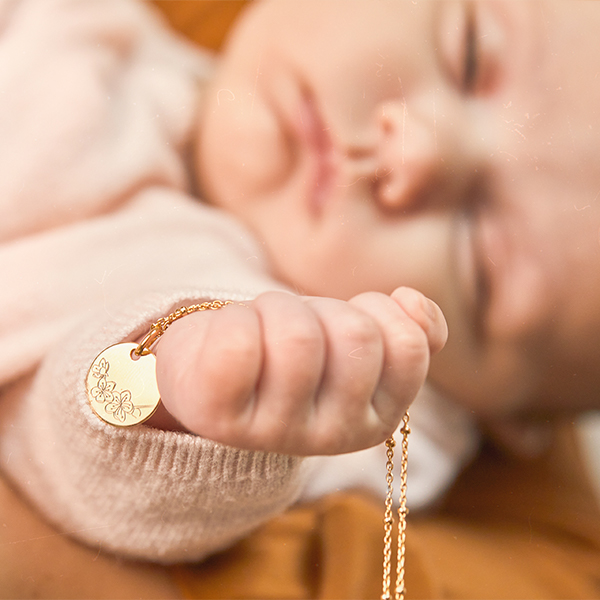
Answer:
[{"left": 374, "top": 99, "right": 442, "bottom": 211}]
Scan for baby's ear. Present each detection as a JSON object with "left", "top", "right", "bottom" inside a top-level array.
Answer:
[{"left": 484, "top": 419, "right": 553, "bottom": 459}]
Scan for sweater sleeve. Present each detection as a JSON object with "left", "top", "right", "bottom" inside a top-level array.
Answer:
[
  {"left": 0, "top": 191, "right": 308, "bottom": 564},
  {"left": 1, "top": 302, "right": 307, "bottom": 564},
  {"left": 0, "top": 0, "right": 307, "bottom": 563},
  {"left": 0, "top": 0, "right": 212, "bottom": 242}
]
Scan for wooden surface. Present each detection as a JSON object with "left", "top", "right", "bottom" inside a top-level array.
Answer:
[{"left": 151, "top": 1, "right": 249, "bottom": 51}]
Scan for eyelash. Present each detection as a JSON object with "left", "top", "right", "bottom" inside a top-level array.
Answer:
[{"left": 463, "top": 5, "right": 479, "bottom": 92}]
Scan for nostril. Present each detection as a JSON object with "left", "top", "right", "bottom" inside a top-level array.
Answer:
[
  {"left": 374, "top": 165, "right": 394, "bottom": 180},
  {"left": 381, "top": 115, "right": 395, "bottom": 136},
  {"left": 372, "top": 167, "right": 410, "bottom": 211},
  {"left": 371, "top": 165, "right": 394, "bottom": 198},
  {"left": 373, "top": 159, "right": 440, "bottom": 214}
]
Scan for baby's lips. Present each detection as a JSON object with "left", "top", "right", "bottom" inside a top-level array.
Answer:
[{"left": 391, "top": 287, "right": 448, "bottom": 354}]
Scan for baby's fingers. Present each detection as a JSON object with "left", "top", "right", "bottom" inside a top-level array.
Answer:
[
  {"left": 155, "top": 303, "right": 263, "bottom": 434},
  {"left": 155, "top": 292, "right": 328, "bottom": 454},
  {"left": 301, "top": 296, "right": 386, "bottom": 453},
  {"left": 152, "top": 289, "right": 447, "bottom": 457},
  {"left": 348, "top": 288, "right": 447, "bottom": 430},
  {"left": 390, "top": 287, "right": 448, "bottom": 355}
]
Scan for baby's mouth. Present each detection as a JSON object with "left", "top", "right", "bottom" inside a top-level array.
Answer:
[
  {"left": 297, "top": 87, "right": 337, "bottom": 218},
  {"left": 262, "top": 70, "right": 338, "bottom": 220}
]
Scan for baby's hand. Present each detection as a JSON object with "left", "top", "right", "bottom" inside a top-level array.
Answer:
[{"left": 154, "top": 288, "right": 447, "bottom": 455}]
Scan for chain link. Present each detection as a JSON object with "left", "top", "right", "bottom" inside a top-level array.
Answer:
[
  {"left": 134, "top": 300, "right": 235, "bottom": 356},
  {"left": 382, "top": 412, "right": 410, "bottom": 600},
  {"left": 382, "top": 437, "right": 396, "bottom": 600}
]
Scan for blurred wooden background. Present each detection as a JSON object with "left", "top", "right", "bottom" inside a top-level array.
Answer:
[{"left": 152, "top": 1, "right": 249, "bottom": 51}]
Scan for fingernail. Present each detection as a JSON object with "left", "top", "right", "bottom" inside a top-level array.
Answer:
[
  {"left": 423, "top": 297, "right": 438, "bottom": 322},
  {"left": 396, "top": 286, "right": 434, "bottom": 320}
]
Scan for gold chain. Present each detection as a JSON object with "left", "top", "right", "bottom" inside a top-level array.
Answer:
[
  {"left": 134, "top": 299, "right": 235, "bottom": 356},
  {"left": 382, "top": 412, "right": 410, "bottom": 600}
]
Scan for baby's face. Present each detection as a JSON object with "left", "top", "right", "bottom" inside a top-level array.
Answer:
[{"left": 197, "top": 0, "right": 600, "bottom": 420}]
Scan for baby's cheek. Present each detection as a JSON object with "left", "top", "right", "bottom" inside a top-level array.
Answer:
[{"left": 194, "top": 107, "right": 226, "bottom": 206}]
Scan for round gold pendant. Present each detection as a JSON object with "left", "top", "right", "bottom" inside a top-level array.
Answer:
[{"left": 86, "top": 343, "right": 161, "bottom": 427}]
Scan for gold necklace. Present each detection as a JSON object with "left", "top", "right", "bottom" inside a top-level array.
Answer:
[
  {"left": 87, "top": 300, "right": 409, "bottom": 598},
  {"left": 86, "top": 300, "right": 235, "bottom": 427},
  {"left": 382, "top": 414, "right": 410, "bottom": 600}
]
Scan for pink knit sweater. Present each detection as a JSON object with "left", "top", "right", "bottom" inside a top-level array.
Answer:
[{"left": 0, "top": 0, "right": 477, "bottom": 563}]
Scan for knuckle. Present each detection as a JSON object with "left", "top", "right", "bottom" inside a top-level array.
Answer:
[
  {"left": 269, "top": 319, "right": 322, "bottom": 357},
  {"left": 386, "top": 316, "right": 429, "bottom": 360},
  {"left": 226, "top": 325, "right": 260, "bottom": 362},
  {"left": 335, "top": 309, "right": 380, "bottom": 348},
  {"left": 209, "top": 322, "right": 258, "bottom": 369},
  {"left": 197, "top": 322, "right": 260, "bottom": 400}
]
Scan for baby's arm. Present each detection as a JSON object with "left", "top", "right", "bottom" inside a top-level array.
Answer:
[{"left": 156, "top": 287, "right": 447, "bottom": 456}]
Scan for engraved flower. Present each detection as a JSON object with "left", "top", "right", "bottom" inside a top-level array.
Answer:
[
  {"left": 105, "top": 390, "right": 140, "bottom": 423},
  {"left": 90, "top": 376, "right": 116, "bottom": 404},
  {"left": 92, "top": 358, "right": 110, "bottom": 379}
]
